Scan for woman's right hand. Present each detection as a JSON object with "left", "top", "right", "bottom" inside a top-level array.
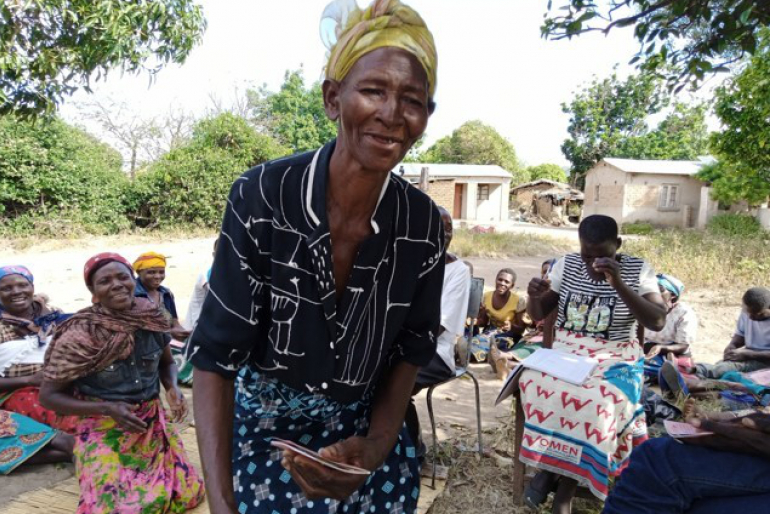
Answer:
[
  {"left": 106, "top": 402, "right": 148, "bottom": 433},
  {"left": 527, "top": 278, "right": 551, "bottom": 299},
  {"left": 26, "top": 371, "right": 44, "bottom": 387}
]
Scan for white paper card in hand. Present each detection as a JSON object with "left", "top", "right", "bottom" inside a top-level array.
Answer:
[
  {"left": 270, "top": 439, "right": 371, "bottom": 475},
  {"left": 520, "top": 348, "right": 598, "bottom": 386},
  {"left": 663, "top": 420, "right": 713, "bottom": 438}
]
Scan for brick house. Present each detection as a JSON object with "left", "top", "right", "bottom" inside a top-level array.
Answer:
[
  {"left": 393, "top": 163, "right": 511, "bottom": 223},
  {"left": 583, "top": 158, "right": 718, "bottom": 229}
]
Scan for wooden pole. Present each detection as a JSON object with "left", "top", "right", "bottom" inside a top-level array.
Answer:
[{"left": 419, "top": 166, "right": 430, "bottom": 192}]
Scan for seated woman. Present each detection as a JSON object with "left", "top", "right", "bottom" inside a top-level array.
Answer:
[
  {"left": 471, "top": 268, "right": 529, "bottom": 362},
  {"left": 523, "top": 215, "right": 666, "bottom": 513},
  {"left": 132, "top": 252, "right": 190, "bottom": 341},
  {"left": 40, "top": 253, "right": 204, "bottom": 514},
  {"left": 0, "top": 265, "right": 76, "bottom": 434},
  {"left": 644, "top": 274, "right": 697, "bottom": 363},
  {"left": 0, "top": 409, "right": 73, "bottom": 474},
  {"left": 489, "top": 259, "right": 556, "bottom": 378}
]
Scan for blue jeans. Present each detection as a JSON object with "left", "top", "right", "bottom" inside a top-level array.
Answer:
[{"left": 603, "top": 437, "right": 770, "bottom": 514}]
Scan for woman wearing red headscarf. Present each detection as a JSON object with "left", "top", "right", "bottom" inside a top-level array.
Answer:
[{"left": 39, "top": 253, "right": 204, "bottom": 514}]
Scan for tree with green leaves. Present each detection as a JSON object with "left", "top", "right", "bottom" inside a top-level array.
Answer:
[
  {"left": 129, "top": 113, "right": 290, "bottom": 227},
  {"left": 616, "top": 103, "right": 709, "bottom": 160},
  {"left": 561, "top": 71, "right": 667, "bottom": 185},
  {"left": 527, "top": 163, "right": 568, "bottom": 183},
  {"left": 542, "top": 0, "right": 770, "bottom": 90},
  {"left": 701, "top": 33, "right": 770, "bottom": 204},
  {"left": 419, "top": 120, "right": 526, "bottom": 184},
  {"left": 248, "top": 69, "right": 338, "bottom": 154},
  {"left": 0, "top": 0, "right": 206, "bottom": 116}
]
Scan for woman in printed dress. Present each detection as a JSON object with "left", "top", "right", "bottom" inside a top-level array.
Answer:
[
  {"left": 0, "top": 265, "right": 77, "bottom": 436},
  {"left": 39, "top": 253, "right": 204, "bottom": 513},
  {"left": 523, "top": 215, "right": 667, "bottom": 513},
  {"left": 188, "top": 1, "right": 444, "bottom": 513}
]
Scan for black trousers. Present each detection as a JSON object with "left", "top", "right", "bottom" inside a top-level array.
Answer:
[{"left": 404, "top": 354, "right": 454, "bottom": 450}]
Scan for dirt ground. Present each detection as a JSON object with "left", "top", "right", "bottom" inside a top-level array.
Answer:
[{"left": 0, "top": 235, "right": 741, "bottom": 510}]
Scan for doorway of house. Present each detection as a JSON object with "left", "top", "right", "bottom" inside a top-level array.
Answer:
[{"left": 454, "top": 183, "right": 464, "bottom": 219}]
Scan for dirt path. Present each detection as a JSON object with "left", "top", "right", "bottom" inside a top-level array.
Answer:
[{"left": 0, "top": 237, "right": 740, "bottom": 505}]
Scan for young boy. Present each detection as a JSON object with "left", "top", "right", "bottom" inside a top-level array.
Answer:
[{"left": 695, "top": 286, "right": 770, "bottom": 379}]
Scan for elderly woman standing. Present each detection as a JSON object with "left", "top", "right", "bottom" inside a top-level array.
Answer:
[
  {"left": 0, "top": 265, "right": 76, "bottom": 433},
  {"left": 39, "top": 253, "right": 204, "bottom": 514},
  {"left": 188, "top": 1, "right": 442, "bottom": 513}
]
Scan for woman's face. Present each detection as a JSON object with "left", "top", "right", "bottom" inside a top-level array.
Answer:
[
  {"left": 324, "top": 47, "right": 431, "bottom": 174},
  {"left": 0, "top": 275, "right": 34, "bottom": 316},
  {"left": 495, "top": 272, "right": 514, "bottom": 295},
  {"left": 138, "top": 267, "right": 166, "bottom": 291},
  {"left": 90, "top": 262, "right": 136, "bottom": 311},
  {"left": 658, "top": 285, "right": 674, "bottom": 309},
  {"left": 580, "top": 239, "right": 619, "bottom": 281}
]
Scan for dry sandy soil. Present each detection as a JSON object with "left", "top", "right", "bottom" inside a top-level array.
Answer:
[{"left": 0, "top": 235, "right": 741, "bottom": 510}]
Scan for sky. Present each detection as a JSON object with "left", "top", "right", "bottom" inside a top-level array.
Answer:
[{"left": 60, "top": 0, "right": 688, "bottom": 167}]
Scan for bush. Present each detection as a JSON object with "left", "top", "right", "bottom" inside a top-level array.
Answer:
[
  {"left": 129, "top": 113, "right": 290, "bottom": 228},
  {"left": 0, "top": 115, "right": 131, "bottom": 235},
  {"left": 707, "top": 213, "right": 764, "bottom": 238},
  {"left": 621, "top": 222, "right": 655, "bottom": 235}
]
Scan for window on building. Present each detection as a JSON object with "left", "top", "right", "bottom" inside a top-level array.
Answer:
[
  {"left": 659, "top": 184, "right": 680, "bottom": 210},
  {"left": 594, "top": 185, "right": 600, "bottom": 203},
  {"left": 477, "top": 184, "right": 490, "bottom": 201}
]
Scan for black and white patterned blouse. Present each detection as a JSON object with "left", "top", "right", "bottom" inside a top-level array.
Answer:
[
  {"left": 188, "top": 141, "right": 445, "bottom": 404},
  {"left": 548, "top": 253, "right": 658, "bottom": 342}
]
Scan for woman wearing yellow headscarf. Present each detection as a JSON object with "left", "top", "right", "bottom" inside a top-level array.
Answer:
[
  {"left": 189, "top": 1, "right": 440, "bottom": 513},
  {"left": 133, "top": 251, "right": 190, "bottom": 341}
]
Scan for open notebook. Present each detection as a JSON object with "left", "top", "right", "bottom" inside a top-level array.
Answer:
[{"left": 495, "top": 348, "right": 598, "bottom": 405}]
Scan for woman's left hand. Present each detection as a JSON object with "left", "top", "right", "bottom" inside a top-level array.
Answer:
[
  {"left": 166, "top": 387, "right": 189, "bottom": 423},
  {"left": 592, "top": 257, "right": 623, "bottom": 288},
  {"left": 282, "top": 435, "right": 386, "bottom": 501}
]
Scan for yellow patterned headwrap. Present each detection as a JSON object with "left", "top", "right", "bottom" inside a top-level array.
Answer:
[
  {"left": 322, "top": 0, "right": 437, "bottom": 98},
  {"left": 133, "top": 252, "right": 167, "bottom": 271}
]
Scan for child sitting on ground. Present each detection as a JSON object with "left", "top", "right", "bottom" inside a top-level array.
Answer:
[{"left": 693, "top": 286, "right": 770, "bottom": 379}]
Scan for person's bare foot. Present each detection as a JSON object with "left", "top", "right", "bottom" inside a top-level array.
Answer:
[{"left": 682, "top": 398, "right": 700, "bottom": 421}]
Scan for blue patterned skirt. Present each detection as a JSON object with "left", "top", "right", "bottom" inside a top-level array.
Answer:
[{"left": 233, "top": 367, "right": 421, "bottom": 514}]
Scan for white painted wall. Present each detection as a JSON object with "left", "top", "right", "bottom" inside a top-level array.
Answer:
[{"left": 583, "top": 162, "right": 626, "bottom": 225}]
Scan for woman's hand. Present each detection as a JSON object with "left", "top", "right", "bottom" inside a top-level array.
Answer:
[
  {"left": 592, "top": 257, "right": 623, "bottom": 288},
  {"left": 170, "top": 326, "right": 192, "bottom": 341},
  {"left": 282, "top": 435, "right": 386, "bottom": 501},
  {"left": 106, "top": 401, "right": 148, "bottom": 433},
  {"left": 501, "top": 320, "right": 512, "bottom": 332},
  {"left": 527, "top": 278, "right": 551, "bottom": 299},
  {"left": 686, "top": 412, "right": 770, "bottom": 460},
  {"left": 645, "top": 344, "right": 662, "bottom": 360},
  {"left": 166, "top": 387, "right": 189, "bottom": 423},
  {"left": 26, "top": 371, "right": 44, "bottom": 387}
]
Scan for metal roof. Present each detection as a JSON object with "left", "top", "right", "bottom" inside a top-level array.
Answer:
[
  {"left": 602, "top": 157, "right": 712, "bottom": 176},
  {"left": 392, "top": 163, "right": 512, "bottom": 181}
]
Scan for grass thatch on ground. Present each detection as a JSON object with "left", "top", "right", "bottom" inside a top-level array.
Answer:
[
  {"left": 427, "top": 410, "right": 602, "bottom": 514},
  {"left": 452, "top": 230, "right": 575, "bottom": 259}
]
